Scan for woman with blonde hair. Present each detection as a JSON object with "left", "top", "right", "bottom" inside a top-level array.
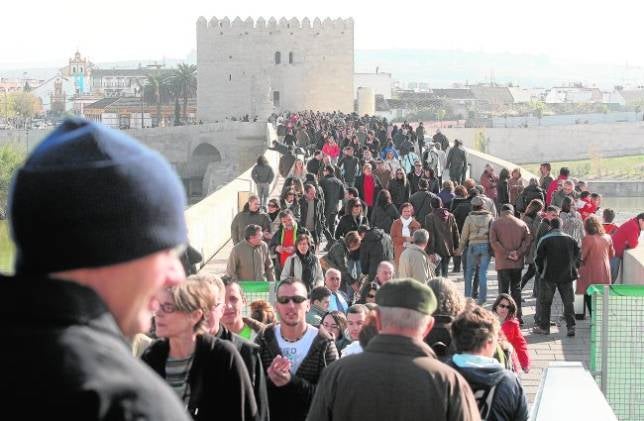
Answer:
[
  {"left": 288, "top": 158, "right": 307, "bottom": 182},
  {"left": 142, "top": 280, "right": 258, "bottom": 420}
]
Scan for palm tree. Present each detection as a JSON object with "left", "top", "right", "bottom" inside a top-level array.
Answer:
[
  {"left": 171, "top": 64, "right": 197, "bottom": 123},
  {"left": 144, "top": 72, "right": 171, "bottom": 127}
]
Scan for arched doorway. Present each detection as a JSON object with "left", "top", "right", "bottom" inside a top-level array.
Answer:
[{"left": 186, "top": 143, "right": 222, "bottom": 201}]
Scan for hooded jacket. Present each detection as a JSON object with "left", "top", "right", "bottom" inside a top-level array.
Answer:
[{"left": 449, "top": 354, "right": 529, "bottom": 421}]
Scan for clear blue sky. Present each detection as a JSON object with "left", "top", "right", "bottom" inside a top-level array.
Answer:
[{"left": 1, "top": 0, "right": 643, "bottom": 67}]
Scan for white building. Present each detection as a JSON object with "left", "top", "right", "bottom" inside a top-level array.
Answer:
[
  {"left": 354, "top": 71, "right": 393, "bottom": 99},
  {"left": 196, "top": 16, "right": 355, "bottom": 122}
]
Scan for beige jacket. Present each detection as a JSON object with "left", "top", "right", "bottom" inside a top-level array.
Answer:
[
  {"left": 398, "top": 244, "right": 435, "bottom": 283},
  {"left": 226, "top": 240, "right": 275, "bottom": 282},
  {"left": 458, "top": 210, "right": 494, "bottom": 254}
]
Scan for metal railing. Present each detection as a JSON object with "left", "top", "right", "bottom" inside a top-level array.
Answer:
[{"left": 589, "top": 284, "right": 644, "bottom": 420}]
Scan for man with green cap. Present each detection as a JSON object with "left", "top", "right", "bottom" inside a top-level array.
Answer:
[{"left": 306, "top": 279, "right": 480, "bottom": 421}]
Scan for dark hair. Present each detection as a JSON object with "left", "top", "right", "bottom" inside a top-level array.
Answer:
[
  {"left": 638, "top": 213, "right": 644, "bottom": 221},
  {"left": 256, "top": 155, "right": 268, "bottom": 166},
  {"left": 418, "top": 178, "right": 429, "bottom": 190},
  {"left": 454, "top": 185, "right": 467, "bottom": 198},
  {"left": 346, "top": 187, "right": 359, "bottom": 197},
  {"left": 305, "top": 173, "right": 318, "bottom": 185},
  {"left": 430, "top": 197, "right": 443, "bottom": 209},
  {"left": 584, "top": 215, "right": 605, "bottom": 235},
  {"left": 561, "top": 196, "right": 573, "bottom": 213},
  {"left": 244, "top": 224, "right": 262, "bottom": 240},
  {"left": 323, "top": 164, "right": 334, "bottom": 174},
  {"left": 590, "top": 192, "right": 601, "bottom": 200},
  {"left": 560, "top": 167, "right": 570, "bottom": 177},
  {"left": 358, "top": 311, "right": 379, "bottom": 348},
  {"left": 451, "top": 306, "right": 499, "bottom": 353},
  {"left": 541, "top": 162, "right": 551, "bottom": 172},
  {"left": 550, "top": 217, "right": 562, "bottom": 230},
  {"left": 345, "top": 230, "right": 361, "bottom": 247},
  {"left": 399, "top": 202, "right": 413, "bottom": 213},
  {"left": 525, "top": 199, "right": 544, "bottom": 217},
  {"left": 376, "top": 189, "right": 392, "bottom": 207},
  {"left": 603, "top": 208, "right": 615, "bottom": 223},
  {"left": 295, "top": 233, "right": 313, "bottom": 247},
  {"left": 276, "top": 277, "right": 307, "bottom": 294},
  {"left": 322, "top": 311, "right": 347, "bottom": 340},
  {"left": 304, "top": 183, "right": 316, "bottom": 193},
  {"left": 499, "top": 168, "right": 510, "bottom": 180},
  {"left": 546, "top": 205, "right": 560, "bottom": 214},
  {"left": 579, "top": 191, "right": 591, "bottom": 199},
  {"left": 346, "top": 197, "right": 363, "bottom": 214},
  {"left": 310, "top": 286, "right": 332, "bottom": 302},
  {"left": 250, "top": 300, "right": 275, "bottom": 324},
  {"left": 492, "top": 293, "right": 517, "bottom": 320}
]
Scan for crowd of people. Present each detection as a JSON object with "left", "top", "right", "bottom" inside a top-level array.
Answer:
[{"left": 4, "top": 114, "right": 642, "bottom": 421}]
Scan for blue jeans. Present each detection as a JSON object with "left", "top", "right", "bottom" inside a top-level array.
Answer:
[{"left": 464, "top": 243, "right": 490, "bottom": 304}]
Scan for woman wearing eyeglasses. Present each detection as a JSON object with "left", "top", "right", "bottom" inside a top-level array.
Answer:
[
  {"left": 356, "top": 280, "right": 380, "bottom": 305},
  {"left": 492, "top": 293, "right": 530, "bottom": 373},
  {"left": 321, "top": 311, "right": 350, "bottom": 354},
  {"left": 142, "top": 280, "right": 259, "bottom": 421}
]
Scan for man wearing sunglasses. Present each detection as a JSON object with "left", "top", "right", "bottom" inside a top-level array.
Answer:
[{"left": 255, "top": 278, "right": 338, "bottom": 421}]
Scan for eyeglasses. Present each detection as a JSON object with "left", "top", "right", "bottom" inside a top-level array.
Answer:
[
  {"left": 276, "top": 295, "right": 307, "bottom": 304},
  {"left": 497, "top": 303, "right": 511, "bottom": 310},
  {"left": 157, "top": 303, "right": 178, "bottom": 314},
  {"left": 268, "top": 204, "right": 278, "bottom": 208}
]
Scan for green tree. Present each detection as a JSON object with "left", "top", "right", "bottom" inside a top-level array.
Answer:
[
  {"left": 144, "top": 72, "right": 171, "bottom": 127},
  {"left": 531, "top": 100, "right": 545, "bottom": 126},
  {"left": 174, "top": 98, "right": 181, "bottom": 126},
  {"left": 0, "top": 145, "right": 26, "bottom": 217},
  {"left": 170, "top": 64, "right": 197, "bottom": 123}
]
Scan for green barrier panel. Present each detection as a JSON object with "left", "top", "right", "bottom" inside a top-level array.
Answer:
[
  {"left": 239, "top": 281, "right": 276, "bottom": 317},
  {"left": 588, "top": 284, "right": 644, "bottom": 421}
]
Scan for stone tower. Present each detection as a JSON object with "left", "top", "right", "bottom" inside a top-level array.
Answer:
[{"left": 196, "top": 16, "right": 354, "bottom": 122}]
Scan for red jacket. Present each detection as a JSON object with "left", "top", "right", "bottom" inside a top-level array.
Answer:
[
  {"left": 501, "top": 318, "right": 530, "bottom": 372},
  {"left": 545, "top": 175, "right": 566, "bottom": 206},
  {"left": 322, "top": 142, "right": 340, "bottom": 159},
  {"left": 612, "top": 217, "right": 641, "bottom": 258},
  {"left": 579, "top": 199, "right": 598, "bottom": 220}
]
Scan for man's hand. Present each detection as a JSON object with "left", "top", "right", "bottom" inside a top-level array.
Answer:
[{"left": 267, "top": 355, "right": 292, "bottom": 387}]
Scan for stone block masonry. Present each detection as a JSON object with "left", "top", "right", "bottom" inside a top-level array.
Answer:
[{"left": 196, "top": 16, "right": 354, "bottom": 122}]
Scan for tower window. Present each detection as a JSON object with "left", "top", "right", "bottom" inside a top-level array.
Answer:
[
  {"left": 274, "top": 52, "right": 281, "bottom": 64},
  {"left": 229, "top": 74, "right": 232, "bottom": 81},
  {"left": 273, "top": 91, "right": 280, "bottom": 107},
  {"left": 289, "top": 52, "right": 294, "bottom": 64}
]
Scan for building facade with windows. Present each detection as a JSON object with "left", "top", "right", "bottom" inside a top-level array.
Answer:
[{"left": 196, "top": 16, "right": 354, "bottom": 122}]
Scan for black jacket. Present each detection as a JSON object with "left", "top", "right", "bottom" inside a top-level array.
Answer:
[
  {"left": 497, "top": 179, "right": 510, "bottom": 206},
  {"left": 360, "top": 227, "right": 394, "bottom": 280},
  {"left": 407, "top": 170, "right": 424, "bottom": 195},
  {"left": 278, "top": 153, "right": 296, "bottom": 178},
  {"left": 335, "top": 213, "right": 368, "bottom": 240},
  {"left": 0, "top": 276, "right": 191, "bottom": 421},
  {"left": 410, "top": 190, "right": 439, "bottom": 225},
  {"left": 142, "top": 334, "right": 258, "bottom": 421},
  {"left": 535, "top": 229, "right": 581, "bottom": 283},
  {"left": 337, "top": 155, "right": 360, "bottom": 184},
  {"left": 516, "top": 185, "right": 545, "bottom": 213},
  {"left": 298, "top": 196, "right": 326, "bottom": 237},
  {"left": 325, "top": 237, "right": 358, "bottom": 287},
  {"left": 255, "top": 325, "right": 338, "bottom": 421},
  {"left": 452, "top": 196, "right": 474, "bottom": 231},
  {"left": 388, "top": 178, "right": 410, "bottom": 208},
  {"left": 319, "top": 175, "right": 345, "bottom": 214},
  {"left": 448, "top": 358, "right": 529, "bottom": 421},
  {"left": 306, "top": 158, "right": 323, "bottom": 177},
  {"left": 370, "top": 203, "right": 400, "bottom": 233},
  {"left": 216, "top": 326, "right": 269, "bottom": 421}
]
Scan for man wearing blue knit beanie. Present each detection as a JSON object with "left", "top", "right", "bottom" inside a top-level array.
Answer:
[{"left": 0, "top": 118, "right": 192, "bottom": 420}]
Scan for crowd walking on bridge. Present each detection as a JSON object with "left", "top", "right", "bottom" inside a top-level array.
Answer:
[{"left": 1, "top": 113, "right": 642, "bottom": 421}]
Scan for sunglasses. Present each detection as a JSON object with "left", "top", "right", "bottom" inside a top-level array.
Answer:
[
  {"left": 156, "top": 303, "right": 178, "bottom": 314},
  {"left": 276, "top": 295, "right": 307, "bottom": 304},
  {"left": 497, "top": 303, "right": 511, "bottom": 309},
  {"left": 367, "top": 293, "right": 376, "bottom": 299}
]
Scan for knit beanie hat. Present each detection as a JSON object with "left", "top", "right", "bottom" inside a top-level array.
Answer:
[{"left": 9, "top": 118, "right": 187, "bottom": 274}]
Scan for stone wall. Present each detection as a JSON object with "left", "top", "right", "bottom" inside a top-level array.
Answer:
[
  {"left": 442, "top": 122, "right": 644, "bottom": 164},
  {"left": 465, "top": 148, "right": 539, "bottom": 186},
  {"left": 185, "top": 124, "right": 280, "bottom": 268},
  {"left": 587, "top": 181, "right": 644, "bottom": 198},
  {"left": 196, "top": 17, "right": 354, "bottom": 122}
]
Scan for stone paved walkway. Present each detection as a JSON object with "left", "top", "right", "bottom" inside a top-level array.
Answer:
[{"left": 199, "top": 175, "right": 592, "bottom": 405}]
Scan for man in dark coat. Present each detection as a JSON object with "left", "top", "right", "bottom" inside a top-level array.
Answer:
[
  {"left": 319, "top": 165, "right": 345, "bottom": 242},
  {"left": 410, "top": 178, "right": 439, "bottom": 225},
  {"left": 307, "top": 279, "right": 479, "bottom": 421},
  {"left": 445, "top": 139, "right": 468, "bottom": 185},
  {"left": 534, "top": 217, "right": 580, "bottom": 336},
  {"left": 299, "top": 184, "right": 327, "bottom": 246},
  {"left": 307, "top": 150, "right": 324, "bottom": 176},
  {"left": 202, "top": 274, "right": 269, "bottom": 421},
  {"left": 0, "top": 119, "right": 191, "bottom": 420},
  {"left": 358, "top": 225, "right": 394, "bottom": 281}
]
